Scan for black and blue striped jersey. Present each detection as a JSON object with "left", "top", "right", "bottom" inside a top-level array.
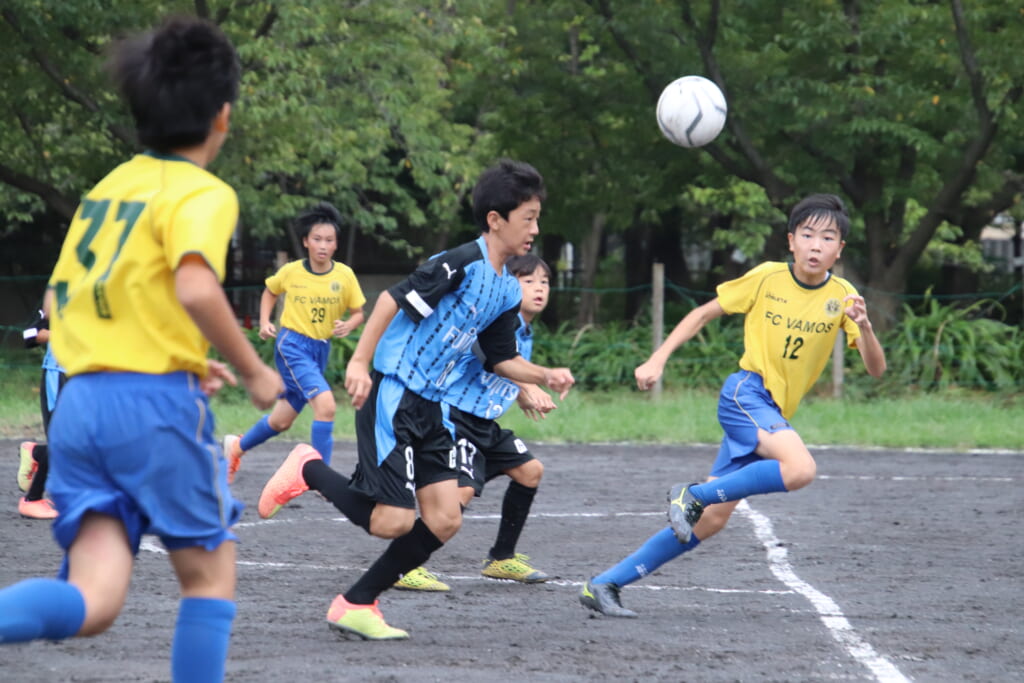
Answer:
[
  {"left": 375, "top": 236, "right": 522, "bottom": 402},
  {"left": 444, "top": 313, "right": 533, "bottom": 419}
]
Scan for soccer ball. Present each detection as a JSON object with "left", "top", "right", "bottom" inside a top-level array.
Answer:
[{"left": 656, "top": 75, "right": 727, "bottom": 148}]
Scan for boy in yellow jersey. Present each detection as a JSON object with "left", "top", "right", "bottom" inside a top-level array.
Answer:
[
  {"left": 224, "top": 202, "right": 365, "bottom": 480},
  {"left": 580, "top": 193, "right": 887, "bottom": 617},
  {"left": 0, "top": 16, "right": 281, "bottom": 682}
]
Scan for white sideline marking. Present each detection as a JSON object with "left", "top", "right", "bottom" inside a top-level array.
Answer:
[
  {"left": 737, "top": 500, "right": 909, "bottom": 683},
  {"left": 818, "top": 474, "right": 1013, "bottom": 482}
]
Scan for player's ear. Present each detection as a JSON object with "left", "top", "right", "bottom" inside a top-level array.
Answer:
[
  {"left": 486, "top": 210, "right": 503, "bottom": 233},
  {"left": 212, "top": 102, "right": 232, "bottom": 133}
]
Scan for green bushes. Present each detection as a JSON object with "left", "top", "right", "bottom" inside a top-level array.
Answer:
[{"left": 222, "top": 295, "right": 1021, "bottom": 397}]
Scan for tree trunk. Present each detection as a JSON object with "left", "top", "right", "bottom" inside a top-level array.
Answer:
[{"left": 575, "top": 213, "right": 606, "bottom": 326}]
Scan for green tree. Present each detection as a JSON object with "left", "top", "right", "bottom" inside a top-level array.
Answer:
[{"left": 0, "top": 1, "right": 499, "bottom": 262}]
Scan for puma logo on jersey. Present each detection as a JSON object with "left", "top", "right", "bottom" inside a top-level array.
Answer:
[{"left": 442, "top": 262, "right": 457, "bottom": 279}]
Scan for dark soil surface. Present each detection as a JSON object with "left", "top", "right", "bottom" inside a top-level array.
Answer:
[{"left": 1, "top": 438, "right": 1020, "bottom": 682}]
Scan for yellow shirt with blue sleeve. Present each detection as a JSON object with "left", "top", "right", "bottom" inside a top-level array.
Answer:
[
  {"left": 716, "top": 261, "right": 862, "bottom": 419},
  {"left": 266, "top": 260, "right": 366, "bottom": 340},
  {"left": 48, "top": 152, "right": 238, "bottom": 378}
]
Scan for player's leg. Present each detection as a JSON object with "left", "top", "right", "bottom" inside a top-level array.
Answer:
[
  {"left": 19, "top": 444, "right": 57, "bottom": 519},
  {"left": 308, "top": 388, "right": 337, "bottom": 465},
  {"left": 0, "top": 512, "right": 129, "bottom": 641},
  {"left": 168, "top": 542, "right": 237, "bottom": 683},
  {"left": 668, "top": 371, "right": 790, "bottom": 542}
]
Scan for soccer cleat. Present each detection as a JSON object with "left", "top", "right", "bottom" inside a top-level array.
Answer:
[
  {"left": 579, "top": 579, "right": 638, "bottom": 618},
  {"left": 393, "top": 566, "right": 450, "bottom": 592},
  {"left": 18, "top": 497, "right": 58, "bottom": 520},
  {"left": 667, "top": 482, "right": 705, "bottom": 543},
  {"left": 325, "top": 595, "right": 409, "bottom": 640},
  {"left": 223, "top": 434, "right": 244, "bottom": 484},
  {"left": 257, "top": 444, "right": 320, "bottom": 519},
  {"left": 480, "top": 553, "right": 550, "bottom": 583},
  {"left": 17, "top": 441, "right": 37, "bottom": 492}
]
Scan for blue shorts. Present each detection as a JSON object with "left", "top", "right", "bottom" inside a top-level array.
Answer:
[
  {"left": 709, "top": 370, "right": 793, "bottom": 478},
  {"left": 47, "top": 371, "right": 243, "bottom": 576},
  {"left": 275, "top": 328, "right": 331, "bottom": 412}
]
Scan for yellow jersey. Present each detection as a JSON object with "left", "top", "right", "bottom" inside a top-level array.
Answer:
[
  {"left": 717, "top": 261, "right": 862, "bottom": 419},
  {"left": 49, "top": 152, "right": 238, "bottom": 377},
  {"left": 266, "top": 260, "right": 365, "bottom": 340}
]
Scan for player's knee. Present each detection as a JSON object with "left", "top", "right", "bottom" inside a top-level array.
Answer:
[
  {"left": 783, "top": 459, "right": 817, "bottom": 491},
  {"left": 311, "top": 392, "right": 336, "bottom": 421},
  {"left": 78, "top": 606, "right": 120, "bottom": 637},
  {"left": 694, "top": 506, "right": 732, "bottom": 539},
  {"left": 369, "top": 509, "right": 415, "bottom": 539},
  {"left": 429, "top": 513, "right": 462, "bottom": 543},
  {"left": 512, "top": 459, "right": 543, "bottom": 488},
  {"left": 267, "top": 414, "right": 294, "bottom": 432}
]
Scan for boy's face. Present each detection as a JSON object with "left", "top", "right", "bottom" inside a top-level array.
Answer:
[
  {"left": 303, "top": 223, "right": 338, "bottom": 266},
  {"left": 788, "top": 215, "right": 844, "bottom": 283},
  {"left": 517, "top": 265, "right": 550, "bottom": 319},
  {"left": 489, "top": 196, "right": 541, "bottom": 259}
]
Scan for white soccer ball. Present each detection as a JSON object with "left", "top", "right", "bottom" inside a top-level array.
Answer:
[{"left": 656, "top": 75, "right": 727, "bottom": 148}]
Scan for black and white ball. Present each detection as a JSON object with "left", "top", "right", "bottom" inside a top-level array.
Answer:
[{"left": 656, "top": 76, "right": 727, "bottom": 148}]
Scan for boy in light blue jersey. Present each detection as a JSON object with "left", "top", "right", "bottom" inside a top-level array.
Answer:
[
  {"left": 395, "top": 254, "right": 556, "bottom": 591},
  {"left": 257, "top": 160, "right": 575, "bottom": 639}
]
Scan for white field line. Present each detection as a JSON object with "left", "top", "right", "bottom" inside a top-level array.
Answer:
[{"left": 737, "top": 500, "right": 909, "bottom": 683}]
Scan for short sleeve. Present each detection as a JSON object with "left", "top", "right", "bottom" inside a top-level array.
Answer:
[
  {"left": 165, "top": 184, "right": 238, "bottom": 282},
  {"left": 388, "top": 256, "right": 464, "bottom": 323}
]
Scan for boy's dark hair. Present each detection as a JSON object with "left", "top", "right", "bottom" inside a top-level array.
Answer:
[
  {"left": 472, "top": 159, "right": 546, "bottom": 232},
  {"left": 294, "top": 202, "right": 343, "bottom": 240},
  {"left": 787, "top": 193, "right": 850, "bottom": 239},
  {"left": 109, "top": 16, "right": 240, "bottom": 153},
  {"left": 506, "top": 253, "right": 552, "bottom": 279}
]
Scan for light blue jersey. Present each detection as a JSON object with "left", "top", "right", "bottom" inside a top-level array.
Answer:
[
  {"left": 375, "top": 236, "right": 522, "bottom": 402},
  {"left": 444, "top": 314, "right": 533, "bottom": 419}
]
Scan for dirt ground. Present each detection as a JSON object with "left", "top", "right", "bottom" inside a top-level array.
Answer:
[{"left": 0, "top": 437, "right": 1020, "bottom": 682}]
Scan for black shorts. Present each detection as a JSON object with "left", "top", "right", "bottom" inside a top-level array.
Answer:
[
  {"left": 451, "top": 406, "right": 534, "bottom": 496},
  {"left": 349, "top": 372, "right": 458, "bottom": 508}
]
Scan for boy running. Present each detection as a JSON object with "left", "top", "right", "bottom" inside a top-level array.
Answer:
[
  {"left": 580, "top": 193, "right": 886, "bottom": 617},
  {"left": 0, "top": 18, "right": 281, "bottom": 682},
  {"left": 257, "top": 159, "right": 574, "bottom": 639},
  {"left": 225, "top": 202, "right": 365, "bottom": 478},
  {"left": 396, "top": 253, "right": 556, "bottom": 591}
]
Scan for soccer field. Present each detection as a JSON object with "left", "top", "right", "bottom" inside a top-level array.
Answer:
[{"left": 1, "top": 438, "right": 1020, "bottom": 681}]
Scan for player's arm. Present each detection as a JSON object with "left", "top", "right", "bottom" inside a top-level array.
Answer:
[
  {"left": 635, "top": 298, "right": 725, "bottom": 391},
  {"left": 515, "top": 382, "right": 556, "bottom": 421},
  {"left": 333, "top": 306, "right": 365, "bottom": 338},
  {"left": 492, "top": 357, "right": 574, "bottom": 399},
  {"left": 345, "top": 291, "right": 399, "bottom": 408},
  {"left": 176, "top": 254, "right": 281, "bottom": 409},
  {"left": 258, "top": 288, "right": 279, "bottom": 340},
  {"left": 843, "top": 294, "right": 886, "bottom": 378}
]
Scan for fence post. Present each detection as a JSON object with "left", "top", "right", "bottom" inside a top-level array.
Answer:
[
  {"left": 832, "top": 263, "right": 845, "bottom": 398},
  {"left": 652, "top": 262, "right": 664, "bottom": 399}
]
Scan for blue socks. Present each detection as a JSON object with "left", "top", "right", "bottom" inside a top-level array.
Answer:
[
  {"left": 239, "top": 415, "right": 279, "bottom": 452},
  {"left": 593, "top": 528, "right": 700, "bottom": 587},
  {"left": 690, "top": 459, "right": 787, "bottom": 505},
  {"left": 171, "top": 597, "right": 236, "bottom": 683},
  {"left": 311, "top": 420, "right": 334, "bottom": 465},
  {"left": 0, "top": 578, "right": 86, "bottom": 642}
]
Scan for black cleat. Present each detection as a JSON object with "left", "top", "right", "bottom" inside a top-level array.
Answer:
[
  {"left": 667, "top": 482, "right": 704, "bottom": 543},
  {"left": 579, "top": 579, "right": 638, "bottom": 618}
]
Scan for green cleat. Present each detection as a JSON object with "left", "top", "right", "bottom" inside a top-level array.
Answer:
[
  {"left": 394, "top": 566, "right": 450, "bottom": 592},
  {"left": 326, "top": 595, "right": 409, "bottom": 640},
  {"left": 579, "top": 579, "right": 638, "bottom": 618},
  {"left": 667, "top": 482, "right": 704, "bottom": 543},
  {"left": 480, "top": 553, "right": 550, "bottom": 583}
]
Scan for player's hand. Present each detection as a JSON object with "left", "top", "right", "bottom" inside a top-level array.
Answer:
[
  {"left": 843, "top": 295, "right": 871, "bottom": 328},
  {"left": 242, "top": 363, "right": 283, "bottom": 410},
  {"left": 258, "top": 322, "right": 277, "bottom": 340},
  {"left": 543, "top": 368, "right": 574, "bottom": 400},
  {"left": 517, "top": 384, "right": 556, "bottom": 421},
  {"left": 200, "top": 359, "right": 237, "bottom": 397},
  {"left": 345, "top": 359, "right": 373, "bottom": 410},
  {"left": 333, "top": 319, "right": 352, "bottom": 338},
  {"left": 635, "top": 358, "right": 664, "bottom": 391}
]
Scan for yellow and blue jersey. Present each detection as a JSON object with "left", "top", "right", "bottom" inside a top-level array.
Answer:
[
  {"left": 376, "top": 236, "right": 522, "bottom": 402},
  {"left": 265, "top": 259, "right": 365, "bottom": 340},
  {"left": 48, "top": 151, "right": 238, "bottom": 378},
  {"left": 716, "top": 261, "right": 862, "bottom": 419}
]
